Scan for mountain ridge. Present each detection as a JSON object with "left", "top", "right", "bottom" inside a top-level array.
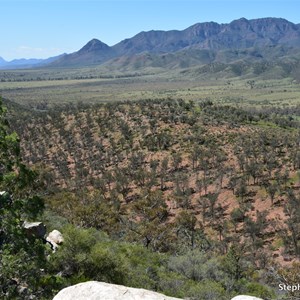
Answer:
[
  {"left": 2, "top": 17, "right": 300, "bottom": 69},
  {"left": 0, "top": 54, "right": 66, "bottom": 69},
  {"left": 45, "top": 17, "right": 300, "bottom": 68}
]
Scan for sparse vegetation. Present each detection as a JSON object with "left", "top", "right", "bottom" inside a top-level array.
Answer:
[
  {"left": 1, "top": 47, "right": 300, "bottom": 300},
  {"left": 1, "top": 91, "right": 299, "bottom": 299}
]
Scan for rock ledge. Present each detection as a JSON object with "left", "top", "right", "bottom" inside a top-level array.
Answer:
[
  {"left": 231, "top": 295, "right": 263, "bottom": 300},
  {"left": 53, "top": 281, "right": 182, "bottom": 300}
]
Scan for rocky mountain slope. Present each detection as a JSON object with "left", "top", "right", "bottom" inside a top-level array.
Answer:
[
  {"left": 2, "top": 18, "right": 300, "bottom": 70},
  {"left": 50, "top": 17, "right": 300, "bottom": 68}
]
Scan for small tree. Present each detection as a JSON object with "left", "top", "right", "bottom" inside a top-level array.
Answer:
[
  {"left": 230, "top": 207, "right": 245, "bottom": 232},
  {"left": 266, "top": 181, "right": 278, "bottom": 205},
  {"left": 235, "top": 177, "right": 248, "bottom": 201},
  {"left": 159, "top": 157, "right": 169, "bottom": 190},
  {"left": 175, "top": 210, "right": 197, "bottom": 249},
  {"left": 223, "top": 244, "right": 245, "bottom": 281}
]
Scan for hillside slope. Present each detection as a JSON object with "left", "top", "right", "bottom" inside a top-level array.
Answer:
[{"left": 9, "top": 99, "right": 300, "bottom": 268}]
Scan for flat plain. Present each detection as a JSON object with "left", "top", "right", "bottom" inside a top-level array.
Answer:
[{"left": 1, "top": 68, "right": 300, "bottom": 109}]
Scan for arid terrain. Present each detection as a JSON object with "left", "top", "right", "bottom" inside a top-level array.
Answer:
[{"left": 1, "top": 16, "right": 300, "bottom": 300}]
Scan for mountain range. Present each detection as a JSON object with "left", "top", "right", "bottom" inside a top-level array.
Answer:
[
  {"left": 2, "top": 17, "right": 300, "bottom": 70},
  {"left": 0, "top": 54, "right": 65, "bottom": 69}
]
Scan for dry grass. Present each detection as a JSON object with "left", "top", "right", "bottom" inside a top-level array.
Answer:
[{"left": 1, "top": 70, "right": 300, "bottom": 108}]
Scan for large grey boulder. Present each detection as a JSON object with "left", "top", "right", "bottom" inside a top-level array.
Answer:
[
  {"left": 53, "top": 281, "right": 182, "bottom": 300},
  {"left": 231, "top": 296, "right": 263, "bottom": 300}
]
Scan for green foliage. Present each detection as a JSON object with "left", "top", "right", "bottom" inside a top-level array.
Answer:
[
  {"left": 168, "top": 250, "right": 224, "bottom": 282},
  {"left": 50, "top": 225, "right": 126, "bottom": 285},
  {"left": 222, "top": 245, "right": 246, "bottom": 281},
  {"left": 48, "top": 224, "right": 276, "bottom": 300},
  {"left": 49, "top": 225, "right": 170, "bottom": 292},
  {"left": 47, "top": 190, "right": 120, "bottom": 233},
  {"left": 125, "top": 190, "right": 173, "bottom": 251},
  {"left": 276, "top": 262, "right": 300, "bottom": 299},
  {"left": 230, "top": 207, "right": 245, "bottom": 223},
  {"left": 241, "top": 281, "right": 275, "bottom": 299},
  {"left": 0, "top": 97, "right": 47, "bottom": 298},
  {"left": 283, "top": 189, "right": 300, "bottom": 256},
  {"left": 188, "top": 280, "right": 227, "bottom": 300}
]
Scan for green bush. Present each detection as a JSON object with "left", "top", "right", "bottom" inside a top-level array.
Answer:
[
  {"left": 188, "top": 280, "right": 227, "bottom": 300},
  {"left": 243, "top": 281, "right": 275, "bottom": 299},
  {"left": 50, "top": 225, "right": 126, "bottom": 285}
]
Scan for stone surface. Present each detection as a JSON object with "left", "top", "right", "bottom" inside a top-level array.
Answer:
[
  {"left": 53, "top": 281, "right": 182, "bottom": 300},
  {"left": 23, "top": 221, "right": 46, "bottom": 238},
  {"left": 46, "top": 230, "right": 64, "bottom": 252},
  {"left": 47, "top": 230, "right": 64, "bottom": 245},
  {"left": 231, "top": 296, "right": 263, "bottom": 300}
]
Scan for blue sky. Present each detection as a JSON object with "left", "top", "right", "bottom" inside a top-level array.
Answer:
[{"left": 0, "top": 0, "right": 299, "bottom": 61}]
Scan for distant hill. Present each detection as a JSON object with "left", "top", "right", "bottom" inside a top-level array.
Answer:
[
  {"left": 2, "top": 17, "right": 300, "bottom": 70},
  {"left": 50, "top": 39, "right": 115, "bottom": 67},
  {"left": 0, "top": 54, "right": 66, "bottom": 69},
  {"left": 0, "top": 57, "right": 7, "bottom": 65}
]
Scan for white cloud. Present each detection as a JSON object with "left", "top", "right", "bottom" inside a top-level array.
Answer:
[
  {"left": 13, "top": 45, "right": 65, "bottom": 59},
  {"left": 18, "top": 46, "right": 44, "bottom": 52}
]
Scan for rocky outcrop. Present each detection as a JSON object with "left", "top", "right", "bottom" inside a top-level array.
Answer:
[
  {"left": 22, "top": 221, "right": 63, "bottom": 252},
  {"left": 47, "top": 230, "right": 64, "bottom": 244},
  {"left": 231, "top": 296, "right": 264, "bottom": 300},
  {"left": 46, "top": 229, "right": 64, "bottom": 252},
  {"left": 23, "top": 221, "right": 46, "bottom": 239},
  {"left": 52, "top": 281, "right": 182, "bottom": 300}
]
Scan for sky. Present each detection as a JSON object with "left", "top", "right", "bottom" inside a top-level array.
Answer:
[{"left": 0, "top": 0, "right": 299, "bottom": 61}]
